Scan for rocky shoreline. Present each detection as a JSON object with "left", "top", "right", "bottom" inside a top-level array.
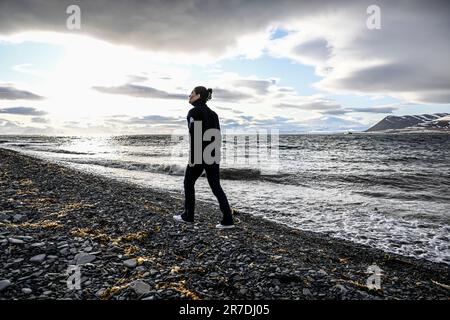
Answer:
[{"left": 0, "top": 148, "right": 449, "bottom": 300}]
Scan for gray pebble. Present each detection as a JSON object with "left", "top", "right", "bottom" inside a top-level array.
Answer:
[
  {"left": 95, "top": 288, "right": 106, "bottom": 298},
  {"left": 123, "top": 258, "right": 137, "bottom": 268},
  {"left": 13, "top": 214, "right": 25, "bottom": 222},
  {"left": 30, "top": 254, "right": 47, "bottom": 264},
  {"left": 131, "top": 280, "right": 151, "bottom": 295},
  {"left": 317, "top": 269, "right": 328, "bottom": 277},
  {"left": 8, "top": 238, "right": 25, "bottom": 244},
  {"left": 16, "top": 236, "right": 33, "bottom": 241},
  {"left": 74, "top": 253, "right": 96, "bottom": 265},
  {"left": 303, "top": 288, "right": 312, "bottom": 296},
  {"left": 31, "top": 242, "right": 46, "bottom": 248},
  {"left": 149, "top": 269, "right": 159, "bottom": 276},
  {"left": 0, "top": 279, "right": 11, "bottom": 292}
]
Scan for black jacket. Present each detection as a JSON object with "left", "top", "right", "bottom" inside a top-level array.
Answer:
[{"left": 187, "top": 102, "right": 221, "bottom": 165}]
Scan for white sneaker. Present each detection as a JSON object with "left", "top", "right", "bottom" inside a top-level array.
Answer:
[
  {"left": 173, "top": 215, "right": 192, "bottom": 223},
  {"left": 215, "top": 223, "right": 236, "bottom": 229}
]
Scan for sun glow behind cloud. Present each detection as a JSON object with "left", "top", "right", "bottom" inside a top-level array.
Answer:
[
  {"left": 2, "top": 32, "right": 199, "bottom": 126},
  {"left": 1, "top": 0, "right": 449, "bottom": 135}
]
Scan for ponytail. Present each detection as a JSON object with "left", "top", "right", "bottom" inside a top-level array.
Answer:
[{"left": 207, "top": 88, "right": 213, "bottom": 101}]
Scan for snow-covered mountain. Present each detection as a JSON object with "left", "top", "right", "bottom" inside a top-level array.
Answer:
[
  {"left": 416, "top": 115, "right": 450, "bottom": 130},
  {"left": 366, "top": 113, "right": 450, "bottom": 132}
]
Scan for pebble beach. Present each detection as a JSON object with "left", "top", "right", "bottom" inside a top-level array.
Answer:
[{"left": 0, "top": 148, "right": 449, "bottom": 300}]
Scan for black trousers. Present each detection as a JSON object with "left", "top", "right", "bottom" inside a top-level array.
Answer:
[{"left": 182, "top": 163, "right": 234, "bottom": 225}]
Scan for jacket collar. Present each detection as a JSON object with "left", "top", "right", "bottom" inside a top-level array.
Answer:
[{"left": 191, "top": 99, "right": 207, "bottom": 108}]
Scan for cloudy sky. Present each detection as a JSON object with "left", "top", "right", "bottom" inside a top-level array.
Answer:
[{"left": 0, "top": 0, "right": 449, "bottom": 135}]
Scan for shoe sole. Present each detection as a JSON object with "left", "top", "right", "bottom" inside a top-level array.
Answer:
[
  {"left": 216, "top": 225, "right": 236, "bottom": 229},
  {"left": 173, "top": 216, "right": 193, "bottom": 223}
]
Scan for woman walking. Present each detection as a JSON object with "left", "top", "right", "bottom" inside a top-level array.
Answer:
[{"left": 173, "top": 86, "right": 235, "bottom": 229}]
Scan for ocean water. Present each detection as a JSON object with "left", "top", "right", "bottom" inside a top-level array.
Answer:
[{"left": 1, "top": 133, "right": 449, "bottom": 265}]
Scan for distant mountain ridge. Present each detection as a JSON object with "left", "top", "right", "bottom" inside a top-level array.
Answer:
[{"left": 366, "top": 113, "right": 450, "bottom": 132}]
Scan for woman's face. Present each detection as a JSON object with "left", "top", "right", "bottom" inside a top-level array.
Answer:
[{"left": 189, "top": 90, "right": 200, "bottom": 104}]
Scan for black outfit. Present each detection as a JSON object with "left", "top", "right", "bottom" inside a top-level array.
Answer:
[{"left": 181, "top": 100, "right": 234, "bottom": 225}]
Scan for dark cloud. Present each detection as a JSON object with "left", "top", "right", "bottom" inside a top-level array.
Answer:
[
  {"left": 0, "top": 0, "right": 334, "bottom": 55},
  {"left": 312, "top": 1, "right": 450, "bottom": 103},
  {"left": 320, "top": 106, "right": 397, "bottom": 115},
  {"left": 31, "top": 117, "right": 50, "bottom": 123},
  {"left": 0, "top": 106, "right": 47, "bottom": 116},
  {"left": 276, "top": 100, "right": 397, "bottom": 115},
  {"left": 1, "top": 0, "right": 449, "bottom": 104},
  {"left": 276, "top": 101, "right": 341, "bottom": 111},
  {"left": 329, "top": 63, "right": 450, "bottom": 93},
  {"left": 105, "top": 115, "right": 185, "bottom": 126},
  {"left": 211, "top": 88, "right": 253, "bottom": 102},
  {"left": 232, "top": 79, "right": 275, "bottom": 95},
  {"left": 292, "top": 38, "right": 331, "bottom": 61},
  {"left": 320, "top": 109, "right": 348, "bottom": 116},
  {"left": 0, "top": 85, "right": 44, "bottom": 100},
  {"left": 93, "top": 81, "right": 253, "bottom": 103},
  {"left": 92, "top": 84, "right": 186, "bottom": 100},
  {"left": 128, "top": 115, "right": 185, "bottom": 125},
  {"left": 420, "top": 91, "right": 450, "bottom": 104},
  {"left": 351, "top": 106, "right": 396, "bottom": 114}
]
